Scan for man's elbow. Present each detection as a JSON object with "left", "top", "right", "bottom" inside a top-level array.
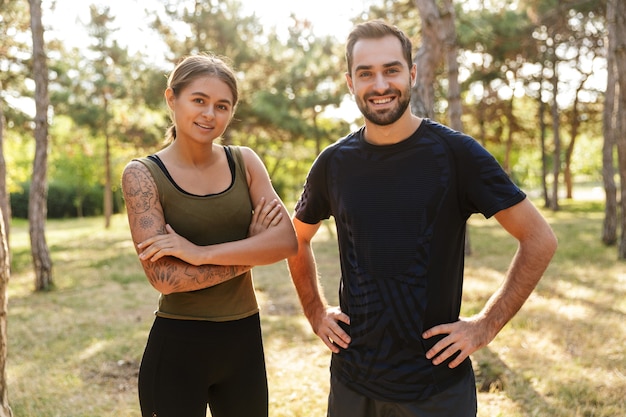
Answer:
[
  {"left": 545, "top": 228, "right": 558, "bottom": 259},
  {"left": 532, "top": 225, "right": 558, "bottom": 264}
]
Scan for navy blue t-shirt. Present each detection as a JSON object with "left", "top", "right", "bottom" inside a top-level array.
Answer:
[{"left": 294, "top": 119, "right": 526, "bottom": 402}]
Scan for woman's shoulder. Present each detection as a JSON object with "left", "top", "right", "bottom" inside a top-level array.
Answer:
[
  {"left": 229, "top": 145, "right": 254, "bottom": 156},
  {"left": 229, "top": 145, "right": 263, "bottom": 166},
  {"left": 123, "top": 158, "right": 152, "bottom": 175}
]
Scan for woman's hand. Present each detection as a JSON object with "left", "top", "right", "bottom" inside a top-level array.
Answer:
[
  {"left": 137, "top": 224, "right": 202, "bottom": 265},
  {"left": 137, "top": 197, "right": 284, "bottom": 265},
  {"left": 248, "top": 197, "right": 283, "bottom": 237}
]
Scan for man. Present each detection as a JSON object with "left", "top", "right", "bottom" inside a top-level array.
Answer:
[{"left": 287, "top": 20, "right": 557, "bottom": 417}]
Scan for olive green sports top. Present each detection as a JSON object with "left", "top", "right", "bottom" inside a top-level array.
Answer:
[{"left": 136, "top": 146, "right": 258, "bottom": 321}]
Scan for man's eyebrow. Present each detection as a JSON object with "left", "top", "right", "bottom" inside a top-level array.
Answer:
[
  {"left": 383, "top": 60, "right": 404, "bottom": 68},
  {"left": 354, "top": 61, "right": 404, "bottom": 72}
]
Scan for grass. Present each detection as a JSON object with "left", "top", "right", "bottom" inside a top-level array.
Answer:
[{"left": 6, "top": 197, "right": 626, "bottom": 417}]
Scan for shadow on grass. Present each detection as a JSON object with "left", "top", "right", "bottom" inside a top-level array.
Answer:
[
  {"left": 466, "top": 201, "right": 626, "bottom": 416},
  {"left": 473, "top": 347, "right": 561, "bottom": 415}
]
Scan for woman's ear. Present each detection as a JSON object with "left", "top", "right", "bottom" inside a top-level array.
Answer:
[{"left": 164, "top": 87, "right": 175, "bottom": 110}]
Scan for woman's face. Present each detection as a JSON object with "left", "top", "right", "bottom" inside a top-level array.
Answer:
[{"left": 166, "top": 75, "right": 235, "bottom": 145}]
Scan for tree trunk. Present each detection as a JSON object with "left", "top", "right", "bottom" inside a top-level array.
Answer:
[
  {"left": 564, "top": 69, "right": 589, "bottom": 200},
  {"left": 549, "top": 54, "right": 561, "bottom": 211},
  {"left": 618, "top": 96, "right": 626, "bottom": 258},
  {"left": 603, "top": 0, "right": 618, "bottom": 246},
  {"left": 503, "top": 99, "right": 514, "bottom": 174},
  {"left": 538, "top": 73, "right": 550, "bottom": 208},
  {"left": 28, "top": 0, "right": 53, "bottom": 290},
  {"left": 0, "top": 208, "right": 13, "bottom": 417},
  {"left": 0, "top": 85, "right": 9, "bottom": 245},
  {"left": 104, "top": 94, "right": 112, "bottom": 229},
  {"left": 444, "top": 3, "right": 462, "bottom": 132},
  {"left": 564, "top": 97, "right": 579, "bottom": 200},
  {"left": 613, "top": 0, "right": 626, "bottom": 258},
  {"left": 412, "top": 0, "right": 446, "bottom": 118}
]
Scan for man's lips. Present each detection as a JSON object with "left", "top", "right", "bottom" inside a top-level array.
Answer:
[{"left": 370, "top": 97, "right": 394, "bottom": 105}]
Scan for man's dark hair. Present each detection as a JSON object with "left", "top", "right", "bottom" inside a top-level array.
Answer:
[{"left": 345, "top": 20, "right": 413, "bottom": 75}]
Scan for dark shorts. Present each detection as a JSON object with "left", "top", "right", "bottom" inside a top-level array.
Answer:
[
  {"left": 138, "top": 314, "right": 268, "bottom": 417},
  {"left": 327, "top": 368, "right": 477, "bottom": 417}
]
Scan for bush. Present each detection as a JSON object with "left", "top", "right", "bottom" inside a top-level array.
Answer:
[{"left": 10, "top": 181, "right": 122, "bottom": 219}]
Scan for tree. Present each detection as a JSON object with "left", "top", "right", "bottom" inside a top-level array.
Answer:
[
  {"left": 86, "top": 5, "right": 120, "bottom": 229},
  {"left": 244, "top": 19, "right": 346, "bottom": 177},
  {"left": 411, "top": 0, "right": 451, "bottom": 118},
  {"left": 521, "top": 0, "right": 607, "bottom": 211},
  {"left": 560, "top": 8, "right": 605, "bottom": 199},
  {"left": 0, "top": 87, "right": 7, "bottom": 243},
  {"left": 28, "top": 0, "right": 53, "bottom": 290},
  {"left": 603, "top": 0, "right": 618, "bottom": 246},
  {"left": 527, "top": 1, "right": 566, "bottom": 211},
  {"left": 613, "top": 0, "right": 626, "bottom": 258},
  {"left": 549, "top": 45, "right": 562, "bottom": 211},
  {"left": 0, "top": 207, "right": 12, "bottom": 417},
  {"left": 0, "top": 0, "right": 31, "bottom": 243},
  {"left": 47, "top": 9, "right": 164, "bottom": 219},
  {"left": 150, "top": 0, "right": 347, "bottom": 201},
  {"left": 456, "top": 3, "right": 537, "bottom": 177}
]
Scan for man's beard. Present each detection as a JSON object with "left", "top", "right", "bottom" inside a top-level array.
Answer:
[{"left": 355, "top": 85, "right": 411, "bottom": 126}]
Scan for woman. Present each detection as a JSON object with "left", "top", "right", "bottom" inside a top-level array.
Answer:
[{"left": 121, "top": 54, "right": 297, "bottom": 417}]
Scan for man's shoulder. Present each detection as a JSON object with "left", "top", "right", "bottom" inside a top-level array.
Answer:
[
  {"left": 316, "top": 128, "right": 362, "bottom": 160},
  {"left": 422, "top": 119, "right": 468, "bottom": 142}
]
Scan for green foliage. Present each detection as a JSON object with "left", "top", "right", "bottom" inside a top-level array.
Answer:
[
  {"left": 0, "top": 0, "right": 31, "bottom": 130},
  {"left": 9, "top": 181, "right": 123, "bottom": 219}
]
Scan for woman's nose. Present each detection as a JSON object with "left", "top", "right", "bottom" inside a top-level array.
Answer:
[{"left": 202, "top": 106, "right": 215, "bottom": 118}]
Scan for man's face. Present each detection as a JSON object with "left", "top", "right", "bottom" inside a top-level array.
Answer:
[{"left": 346, "top": 35, "right": 415, "bottom": 126}]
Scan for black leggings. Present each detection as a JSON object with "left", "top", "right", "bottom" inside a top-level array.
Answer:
[{"left": 138, "top": 314, "right": 268, "bottom": 417}]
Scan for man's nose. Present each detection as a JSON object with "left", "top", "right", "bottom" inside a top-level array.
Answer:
[{"left": 373, "top": 73, "right": 389, "bottom": 91}]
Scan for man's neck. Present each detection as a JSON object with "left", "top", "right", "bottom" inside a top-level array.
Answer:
[{"left": 362, "top": 113, "right": 423, "bottom": 146}]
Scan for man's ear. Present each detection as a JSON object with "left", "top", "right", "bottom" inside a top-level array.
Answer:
[
  {"left": 410, "top": 63, "right": 417, "bottom": 88},
  {"left": 345, "top": 72, "right": 354, "bottom": 95}
]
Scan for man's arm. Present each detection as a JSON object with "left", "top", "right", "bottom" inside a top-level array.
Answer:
[
  {"left": 423, "top": 197, "right": 558, "bottom": 368},
  {"left": 287, "top": 217, "right": 351, "bottom": 353},
  {"left": 121, "top": 161, "right": 251, "bottom": 295}
]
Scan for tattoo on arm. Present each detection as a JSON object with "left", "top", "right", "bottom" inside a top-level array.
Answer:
[
  {"left": 124, "top": 162, "right": 251, "bottom": 292},
  {"left": 123, "top": 166, "right": 156, "bottom": 215},
  {"left": 185, "top": 264, "right": 251, "bottom": 287}
]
